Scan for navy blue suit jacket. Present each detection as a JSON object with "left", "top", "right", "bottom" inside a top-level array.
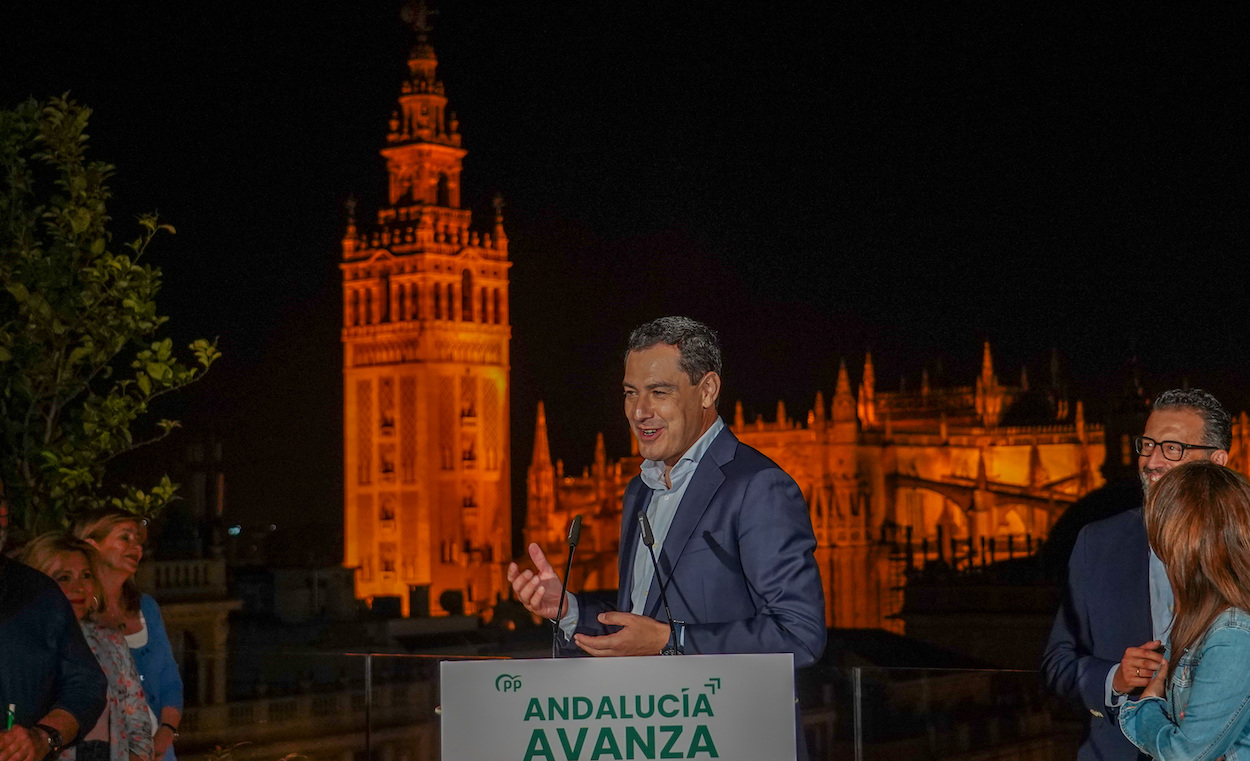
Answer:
[
  {"left": 1042, "top": 508, "right": 1153, "bottom": 761},
  {"left": 575, "top": 426, "right": 827, "bottom": 667}
]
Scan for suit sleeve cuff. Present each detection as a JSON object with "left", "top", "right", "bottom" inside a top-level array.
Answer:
[
  {"left": 1106, "top": 665, "right": 1127, "bottom": 709},
  {"left": 558, "top": 594, "right": 580, "bottom": 640}
]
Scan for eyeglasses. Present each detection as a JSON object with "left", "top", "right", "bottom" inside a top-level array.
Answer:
[{"left": 1133, "top": 435, "right": 1221, "bottom": 462}]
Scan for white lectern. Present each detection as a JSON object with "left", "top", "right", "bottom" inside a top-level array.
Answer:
[{"left": 441, "top": 653, "right": 796, "bottom": 760}]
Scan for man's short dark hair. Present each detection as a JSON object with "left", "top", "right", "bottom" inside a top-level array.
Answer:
[
  {"left": 626, "top": 316, "right": 722, "bottom": 386},
  {"left": 1153, "top": 388, "right": 1233, "bottom": 451}
]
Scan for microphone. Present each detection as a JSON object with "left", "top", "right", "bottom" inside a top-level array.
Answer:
[
  {"left": 552, "top": 514, "right": 583, "bottom": 658},
  {"left": 638, "top": 512, "right": 683, "bottom": 655}
]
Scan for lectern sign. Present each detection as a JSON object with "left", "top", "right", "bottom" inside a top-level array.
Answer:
[{"left": 441, "top": 653, "right": 796, "bottom": 760}]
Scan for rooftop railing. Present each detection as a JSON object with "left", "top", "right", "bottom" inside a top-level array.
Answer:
[{"left": 170, "top": 648, "right": 1083, "bottom": 761}]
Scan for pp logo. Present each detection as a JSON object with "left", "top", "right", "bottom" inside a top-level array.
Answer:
[{"left": 495, "top": 674, "right": 523, "bottom": 692}]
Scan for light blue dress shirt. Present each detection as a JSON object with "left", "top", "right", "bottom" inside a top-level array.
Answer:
[
  {"left": 629, "top": 416, "right": 725, "bottom": 615},
  {"left": 1105, "top": 545, "right": 1173, "bottom": 708}
]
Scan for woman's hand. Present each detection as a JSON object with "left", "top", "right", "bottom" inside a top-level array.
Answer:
[
  {"left": 1141, "top": 658, "right": 1170, "bottom": 700},
  {"left": 153, "top": 724, "right": 174, "bottom": 757}
]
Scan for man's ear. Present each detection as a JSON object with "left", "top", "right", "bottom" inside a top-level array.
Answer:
[
  {"left": 1213, "top": 449, "right": 1230, "bottom": 466},
  {"left": 699, "top": 372, "right": 721, "bottom": 409}
]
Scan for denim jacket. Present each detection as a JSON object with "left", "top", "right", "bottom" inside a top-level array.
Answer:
[{"left": 1120, "top": 607, "right": 1250, "bottom": 761}]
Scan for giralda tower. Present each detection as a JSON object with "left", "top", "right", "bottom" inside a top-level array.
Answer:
[{"left": 342, "top": 4, "right": 511, "bottom": 616}]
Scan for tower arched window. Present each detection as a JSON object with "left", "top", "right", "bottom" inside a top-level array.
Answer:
[
  {"left": 433, "top": 284, "right": 442, "bottom": 320},
  {"left": 447, "top": 283, "right": 456, "bottom": 321},
  {"left": 380, "top": 273, "right": 391, "bottom": 323},
  {"left": 409, "top": 283, "right": 420, "bottom": 319},
  {"left": 403, "top": 172, "right": 418, "bottom": 204},
  {"left": 461, "top": 270, "right": 473, "bottom": 321},
  {"left": 351, "top": 290, "right": 360, "bottom": 326},
  {"left": 364, "top": 289, "right": 373, "bottom": 325},
  {"left": 437, "top": 173, "right": 451, "bottom": 207},
  {"left": 480, "top": 287, "right": 488, "bottom": 324},
  {"left": 493, "top": 289, "right": 501, "bottom": 325},
  {"left": 396, "top": 284, "right": 406, "bottom": 322}
]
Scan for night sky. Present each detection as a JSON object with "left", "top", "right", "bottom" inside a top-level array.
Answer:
[{"left": 3, "top": 4, "right": 1247, "bottom": 545}]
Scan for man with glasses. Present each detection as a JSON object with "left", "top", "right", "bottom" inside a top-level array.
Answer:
[{"left": 1042, "top": 388, "right": 1232, "bottom": 761}]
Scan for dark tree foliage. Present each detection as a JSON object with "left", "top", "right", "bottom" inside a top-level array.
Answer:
[{"left": 0, "top": 96, "right": 219, "bottom": 536}]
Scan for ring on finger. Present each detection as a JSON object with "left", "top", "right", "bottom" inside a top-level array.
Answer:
[{"left": 1136, "top": 668, "right": 1140, "bottom": 677}]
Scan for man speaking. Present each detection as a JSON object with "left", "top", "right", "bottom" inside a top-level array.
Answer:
[{"left": 507, "top": 315, "right": 826, "bottom": 664}]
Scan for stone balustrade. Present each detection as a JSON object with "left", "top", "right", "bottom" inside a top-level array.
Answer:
[{"left": 135, "top": 559, "right": 228, "bottom": 600}]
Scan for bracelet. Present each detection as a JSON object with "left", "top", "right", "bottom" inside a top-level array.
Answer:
[{"left": 160, "top": 722, "right": 179, "bottom": 741}]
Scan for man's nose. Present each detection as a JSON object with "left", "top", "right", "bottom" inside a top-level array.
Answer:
[{"left": 1145, "top": 449, "right": 1171, "bottom": 469}]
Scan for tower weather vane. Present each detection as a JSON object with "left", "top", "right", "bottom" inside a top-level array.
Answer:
[{"left": 401, "top": 0, "right": 435, "bottom": 35}]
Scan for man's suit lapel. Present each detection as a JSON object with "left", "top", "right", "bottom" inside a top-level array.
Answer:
[
  {"left": 643, "top": 428, "right": 736, "bottom": 618},
  {"left": 1124, "top": 509, "right": 1154, "bottom": 645},
  {"left": 617, "top": 481, "right": 652, "bottom": 611}
]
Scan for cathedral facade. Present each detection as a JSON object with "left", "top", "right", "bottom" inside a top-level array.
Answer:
[
  {"left": 342, "top": 14, "right": 510, "bottom": 617},
  {"left": 527, "top": 345, "right": 1110, "bottom": 632}
]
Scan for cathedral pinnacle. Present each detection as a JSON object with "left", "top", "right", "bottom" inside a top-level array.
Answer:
[
  {"left": 857, "top": 352, "right": 876, "bottom": 426},
  {"left": 981, "top": 341, "right": 995, "bottom": 384},
  {"left": 835, "top": 360, "right": 852, "bottom": 396},
  {"left": 531, "top": 401, "right": 552, "bottom": 469},
  {"left": 975, "top": 340, "right": 1004, "bottom": 427},
  {"left": 594, "top": 432, "right": 607, "bottom": 473},
  {"left": 832, "top": 360, "right": 856, "bottom": 424}
]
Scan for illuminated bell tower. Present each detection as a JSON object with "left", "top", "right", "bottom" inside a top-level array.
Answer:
[{"left": 342, "top": 5, "right": 511, "bottom": 617}]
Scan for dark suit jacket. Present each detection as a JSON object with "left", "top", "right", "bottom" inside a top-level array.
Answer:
[
  {"left": 1042, "top": 508, "right": 1152, "bottom": 761},
  {"left": 0, "top": 556, "right": 107, "bottom": 731},
  {"left": 575, "top": 426, "right": 827, "bottom": 666}
]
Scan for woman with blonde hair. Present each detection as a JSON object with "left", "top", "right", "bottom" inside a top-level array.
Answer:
[
  {"left": 1120, "top": 460, "right": 1250, "bottom": 759},
  {"left": 72, "top": 511, "right": 182, "bottom": 761},
  {"left": 18, "top": 533, "right": 153, "bottom": 761}
]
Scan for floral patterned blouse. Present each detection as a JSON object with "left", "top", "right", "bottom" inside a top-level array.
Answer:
[{"left": 59, "top": 621, "right": 155, "bottom": 761}]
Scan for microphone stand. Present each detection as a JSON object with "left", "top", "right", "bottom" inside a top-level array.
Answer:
[
  {"left": 552, "top": 514, "right": 582, "bottom": 658},
  {"left": 638, "top": 513, "right": 683, "bottom": 654}
]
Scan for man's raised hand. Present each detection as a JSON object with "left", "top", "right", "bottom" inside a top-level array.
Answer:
[{"left": 506, "top": 542, "right": 567, "bottom": 620}]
